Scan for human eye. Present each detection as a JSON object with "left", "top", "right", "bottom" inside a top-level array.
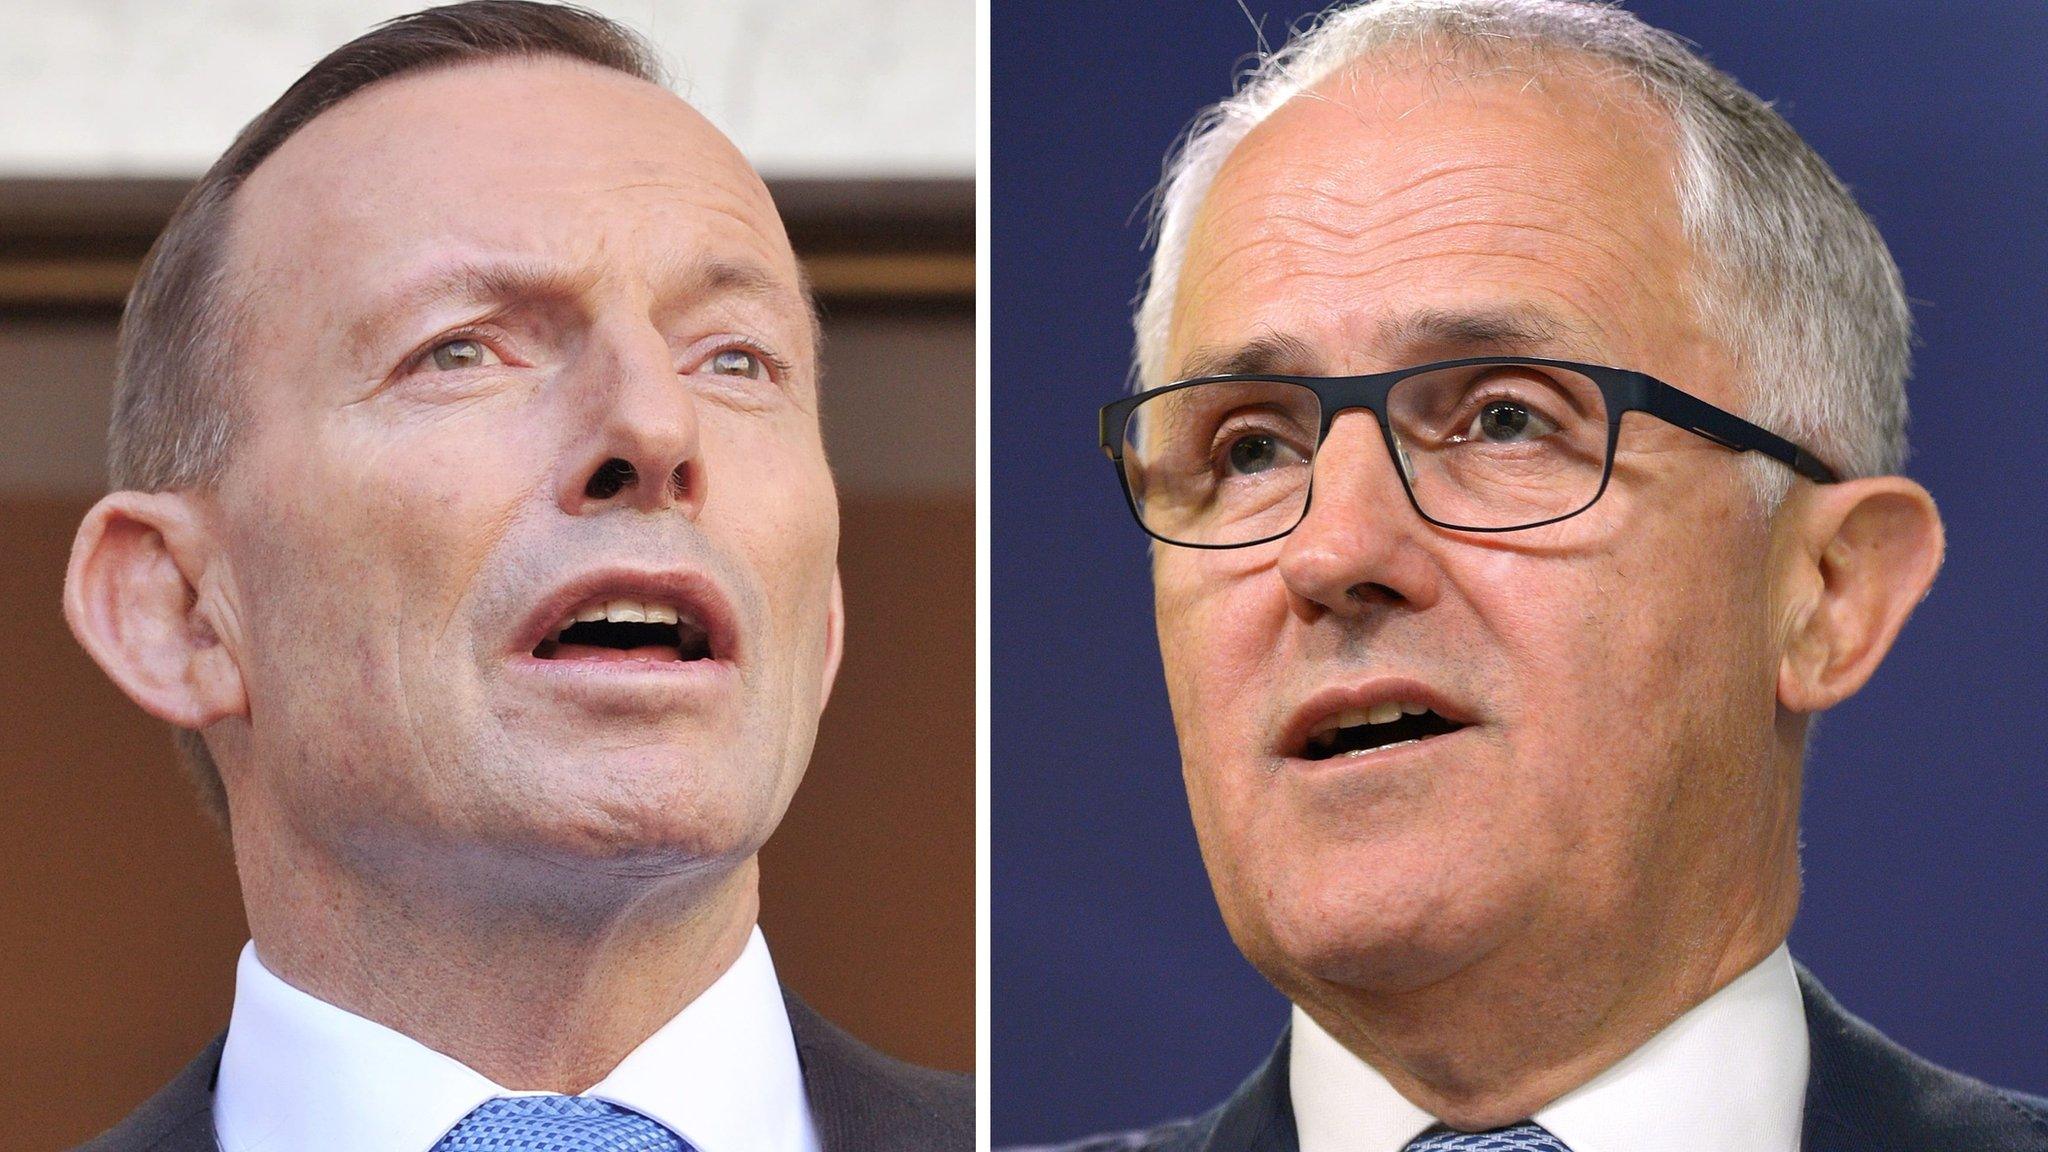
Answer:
[
  {"left": 1213, "top": 412, "right": 1311, "bottom": 477},
  {"left": 1440, "top": 370, "right": 1578, "bottom": 446},
  {"left": 691, "top": 341, "right": 794, "bottom": 383},
  {"left": 415, "top": 333, "right": 505, "bottom": 373},
  {"left": 707, "top": 347, "right": 766, "bottom": 379},
  {"left": 1459, "top": 397, "right": 1560, "bottom": 444}
]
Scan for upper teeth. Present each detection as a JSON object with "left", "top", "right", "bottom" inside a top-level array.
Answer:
[
  {"left": 1318, "top": 701, "right": 1430, "bottom": 734},
  {"left": 550, "top": 598, "right": 684, "bottom": 639}
]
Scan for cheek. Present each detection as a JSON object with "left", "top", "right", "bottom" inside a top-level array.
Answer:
[
  {"left": 1454, "top": 510, "right": 1777, "bottom": 842},
  {"left": 1151, "top": 552, "right": 1301, "bottom": 890},
  {"left": 230, "top": 409, "right": 534, "bottom": 707},
  {"left": 1461, "top": 506, "right": 1761, "bottom": 693},
  {"left": 707, "top": 423, "right": 839, "bottom": 654},
  {"left": 1153, "top": 551, "right": 1286, "bottom": 755},
  {"left": 332, "top": 436, "right": 528, "bottom": 648}
]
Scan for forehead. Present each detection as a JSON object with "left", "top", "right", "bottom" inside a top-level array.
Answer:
[
  {"left": 1171, "top": 50, "right": 1700, "bottom": 373},
  {"left": 225, "top": 56, "right": 801, "bottom": 339}
]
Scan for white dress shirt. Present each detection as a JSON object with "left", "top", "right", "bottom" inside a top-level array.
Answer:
[
  {"left": 213, "top": 926, "right": 821, "bottom": 1152},
  {"left": 1291, "top": 944, "right": 1809, "bottom": 1152}
]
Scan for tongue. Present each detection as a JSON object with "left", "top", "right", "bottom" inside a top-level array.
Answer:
[{"left": 545, "top": 642, "right": 679, "bottom": 663}]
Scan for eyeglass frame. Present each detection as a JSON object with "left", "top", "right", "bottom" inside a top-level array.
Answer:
[{"left": 1098, "top": 355, "right": 1841, "bottom": 548}]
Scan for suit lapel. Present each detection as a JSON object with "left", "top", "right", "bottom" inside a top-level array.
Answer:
[
  {"left": 1196, "top": 1031, "right": 1299, "bottom": 1152},
  {"left": 76, "top": 1034, "right": 224, "bottom": 1152},
  {"left": 1800, "top": 962, "right": 1947, "bottom": 1152},
  {"left": 781, "top": 988, "right": 971, "bottom": 1151},
  {"left": 1796, "top": 963, "right": 2048, "bottom": 1152},
  {"left": 784, "top": 992, "right": 877, "bottom": 1149}
]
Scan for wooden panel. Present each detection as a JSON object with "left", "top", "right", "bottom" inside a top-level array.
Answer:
[
  {"left": 761, "top": 497, "right": 976, "bottom": 1071},
  {"left": 0, "top": 177, "right": 975, "bottom": 307}
]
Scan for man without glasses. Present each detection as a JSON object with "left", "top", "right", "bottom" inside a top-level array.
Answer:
[
  {"left": 62, "top": 3, "right": 969, "bottom": 1150},
  {"left": 1034, "top": 1, "right": 2045, "bottom": 1149}
]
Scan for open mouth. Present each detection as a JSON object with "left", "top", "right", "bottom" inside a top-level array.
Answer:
[
  {"left": 531, "top": 598, "right": 714, "bottom": 664},
  {"left": 1299, "top": 701, "right": 1466, "bottom": 761}
]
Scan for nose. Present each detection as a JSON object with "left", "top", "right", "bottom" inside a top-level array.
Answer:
[
  {"left": 1275, "top": 410, "right": 1440, "bottom": 616},
  {"left": 556, "top": 322, "right": 705, "bottom": 518}
]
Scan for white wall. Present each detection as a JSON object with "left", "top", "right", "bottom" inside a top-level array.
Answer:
[{"left": 0, "top": 0, "right": 973, "bottom": 177}]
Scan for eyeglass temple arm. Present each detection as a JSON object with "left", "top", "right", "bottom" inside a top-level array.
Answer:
[
  {"left": 1636, "top": 377, "right": 1841, "bottom": 484},
  {"left": 1100, "top": 398, "right": 1136, "bottom": 460}
]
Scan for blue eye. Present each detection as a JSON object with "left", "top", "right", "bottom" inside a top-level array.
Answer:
[
  {"left": 428, "top": 337, "right": 495, "bottom": 371},
  {"left": 708, "top": 348, "right": 766, "bottom": 379}
]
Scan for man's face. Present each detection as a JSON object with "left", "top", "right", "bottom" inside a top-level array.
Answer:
[
  {"left": 1158, "top": 60, "right": 1798, "bottom": 999},
  {"left": 208, "top": 59, "right": 840, "bottom": 886}
]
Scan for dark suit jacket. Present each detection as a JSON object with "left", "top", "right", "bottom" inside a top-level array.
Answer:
[
  {"left": 72, "top": 990, "right": 971, "bottom": 1152},
  {"left": 1022, "top": 967, "right": 2048, "bottom": 1152}
]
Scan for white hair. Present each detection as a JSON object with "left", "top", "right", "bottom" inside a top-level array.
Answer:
[{"left": 1133, "top": 0, "right": 1912, "bottom": 500}]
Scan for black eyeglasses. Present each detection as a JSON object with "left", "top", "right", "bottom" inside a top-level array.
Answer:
[{"left": 1099, "top": 356, "right": 1838, "bottom": 548}]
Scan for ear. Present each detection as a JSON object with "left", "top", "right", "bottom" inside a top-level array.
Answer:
[
  {"left": 1776, "top": 476, "right": 1944, "bottom": 714},
  {"left": 63, "top": 491, "right": 247, "bottom": 731},
  {"left": 817, "top": 566, "right": 846, "bottom": 711}
]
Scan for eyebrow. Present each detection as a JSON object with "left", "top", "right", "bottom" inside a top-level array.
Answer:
[
  {"left": 350, "top": 251, "right": 818, "bottom": 355},
  {"left": 1376, "top": 305, "right": 1579, "bottom": 357},
  {"left": 1175, "top": 332, "right": 1325, "bottom": 379},
  {"left": 1171, "top": 304, "right": 1585, "bottom": 382}
]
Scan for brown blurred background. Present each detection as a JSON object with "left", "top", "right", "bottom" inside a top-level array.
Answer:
[{"left": 0, "top": 174, "right": 973, "bottom": 1151}]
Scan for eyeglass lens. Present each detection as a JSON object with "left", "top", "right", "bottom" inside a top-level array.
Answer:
[{"left": 1120, "top": 362, "right": 1614, "bottom": 544}]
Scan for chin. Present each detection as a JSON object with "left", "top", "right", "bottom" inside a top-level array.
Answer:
[
  {"left": 1224, "top": 844, "right": 1527, "bottom": 999},
  {"left": 503, "top": 744, "right": 792, "bottom": 874}
]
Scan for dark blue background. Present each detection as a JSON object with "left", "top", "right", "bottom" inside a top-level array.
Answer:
[{"left": 993, "top": 1, "right": 2048, "bottom": 1144}]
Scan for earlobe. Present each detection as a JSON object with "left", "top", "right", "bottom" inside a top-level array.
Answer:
[
  {"left": 817, "top": 568, "right": 846, "bottom": 711},
  {"left": 1777, "top": 477, "right": 1944, "bottom": 714},
  {"left": 63, "top": 491, "right": 247, "bottom": 731}
]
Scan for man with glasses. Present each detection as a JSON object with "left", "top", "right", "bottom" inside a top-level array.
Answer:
[{"left": 1036, "top": 1, "right": 2044, "bottom": 1150}]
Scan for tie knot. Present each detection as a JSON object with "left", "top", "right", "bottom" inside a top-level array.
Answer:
[
  {"left": 433, "top": 1095, "right": 690, "bottom": 1152},
  {"left": 1404, "top": 1121, "right": 1572, "bottom": 1151}
]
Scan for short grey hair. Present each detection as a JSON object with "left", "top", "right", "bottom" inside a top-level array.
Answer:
[{"left": 1133, "top": 0, "right": 1912, "bottom": 498}]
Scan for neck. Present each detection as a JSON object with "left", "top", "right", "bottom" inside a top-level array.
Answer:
[
  {"left": 1290, "top": 857, "right": 1799, "bottom": 1130},
  {"left": 234, "top": 808, "right": 759, "bottom": 1093}
]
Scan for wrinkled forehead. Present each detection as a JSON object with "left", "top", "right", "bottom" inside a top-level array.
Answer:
[
  {"left": 1244, "top": 36, "right": 1685, "bottom": 186},
  {"left": 222, "top": 55, "right": 806, "bottom": 358}
]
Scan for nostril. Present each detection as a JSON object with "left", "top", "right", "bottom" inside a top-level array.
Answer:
[
  {"left": 1348, "top": 581, "right": 1404, "bottom": 605},
  {"left": 586, "top": 458, "right": 636, "bottom": 500},
  {"left": 668, "top": 461, "right": 691, "bottom": 499}
]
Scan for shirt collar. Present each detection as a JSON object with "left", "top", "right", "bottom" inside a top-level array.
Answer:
[
  {"left": 1290, "top": 997, "right": 1437, "bottom": 1152},
  {"left": 1290, "top": 944, "right": 1808, "bottom": 1152},
  {"left": 586, "top": 928, "right": 817, "bottom": 1152},
  {"left": 214, "top": 927, "right": 818, "bottom": 1152}
]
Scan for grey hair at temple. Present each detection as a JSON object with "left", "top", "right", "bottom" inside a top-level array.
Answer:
[{"left": 1132, "top": 0, "right": 1912, "bottom": 503}]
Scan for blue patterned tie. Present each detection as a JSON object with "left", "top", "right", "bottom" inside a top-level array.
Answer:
[
  {"left": 432, "top": 1095, "right": 692, "bottom": 1151},
  {"left": 1404, "top": 1122, "right": 1572, "bottom": 1151}
]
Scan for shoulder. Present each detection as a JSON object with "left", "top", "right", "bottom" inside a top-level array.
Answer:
[
  {"left": 782, "top": 991, "right": 973, "bottom": 1151},
  {"left": 1799, "top": 965, "right": 2048, "bottom": 1151},
  {"left": 1001, "top": 1033, "right": 1294, "bottom": 1152},
  {"left": 70, "top": 1035, "right": 224, "bottom": 1152},
  {"left": 1003, "top": 1113, "right": 1214, "bottom": 1152}
]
